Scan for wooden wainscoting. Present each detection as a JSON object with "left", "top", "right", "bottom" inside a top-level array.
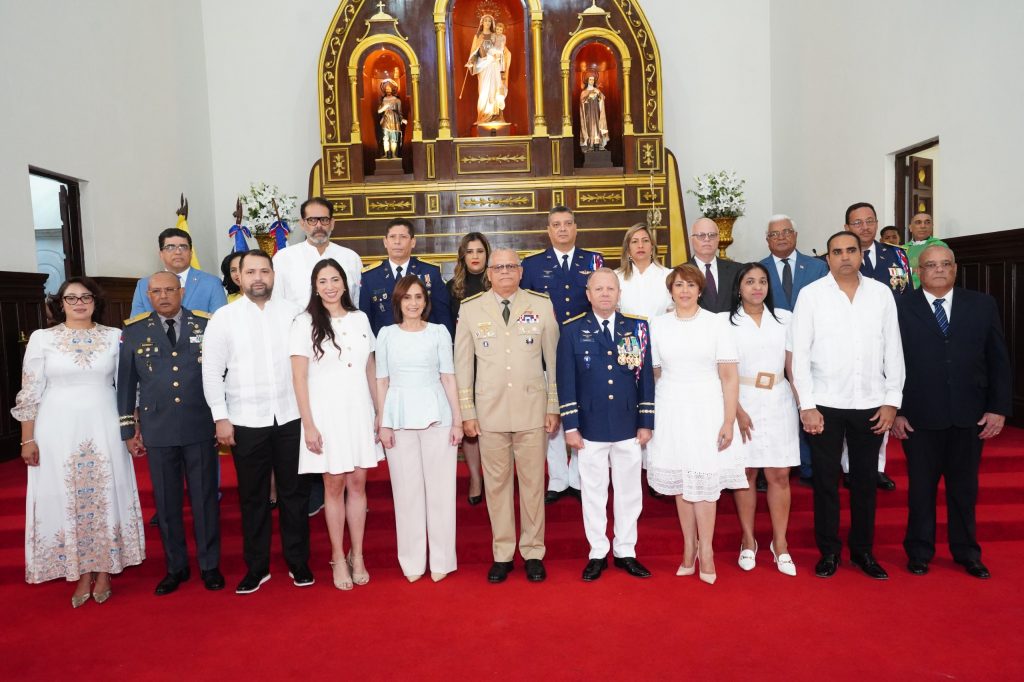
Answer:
[
  {"left": 0, "top": 272, "right": 48, "bottom": 460},
  {"left": 946, "top": 229, "right": 1024, "bottom": 425},
  {"left": 92, "top": 276, "right": 140, "bottom": 328}
]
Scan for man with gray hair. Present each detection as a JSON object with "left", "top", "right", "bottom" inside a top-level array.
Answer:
[
  {"left": 455, "top": 248, "right": 560, "bottom": 583},
  {"left": 759, "top": 214, "right": 828, "bottom": 312}
]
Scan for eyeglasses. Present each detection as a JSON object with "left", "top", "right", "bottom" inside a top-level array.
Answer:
[
  {"left": 161, "top": 244, "right": 191, "bottom": 253},
  {"left": 62, "top": 294, "right": 95, "bottom": 305},
  {"left": 919, "top": 261, "right": 955, "bottom": 270},
  {"left": 303, "top": 216, "right": 333, "bottom": 226},
  {"left": 488, "top": 263, "right": 521, "bottom": 273},
  {"left": 847, "top": 219, "right": 878, "bottom": 228},
  {"left": 148, "top": 286, "right": 181, "bottom": 296},
  {"left": 692, "top": 232, "right": 719, "bottom": 241},
  {"left": 767, "top": 228, "right": 795, "bottom": 240}
]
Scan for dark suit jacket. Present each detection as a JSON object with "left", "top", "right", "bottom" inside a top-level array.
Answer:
[
  {"left": 691, "top": 257, "right": 743, "bottom": 313},
  {"left": 896, "top": 287, "right": 1012, "bottom": 430},
  {"left": 760, "top": 250, "right": 829, "bottom": 311},
  {"left": 358, "top": 257, "right": 453, "bottom": 337}
]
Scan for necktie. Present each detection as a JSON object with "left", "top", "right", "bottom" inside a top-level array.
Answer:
[
  {"left": 165, "top": 319, "right": 177, "bottom": 346},
  {"left": 501, "top": 299, "right": 511, "bottom": 325},
  {"left": 395, "top": 265, "right": 403, "bottom": 280},
  {"left": 602, "top": 319, "right": 612, "bottom": 344},
  {"left": 933, "top": 298, "right": 949, "bottom": 336},
  {"left": 862, "top": 250, "right": 873, "bottom": 275},
  {"left": 703, "top": 263, "right": 717, "bottom": 303},
  {"left": 561, "top": 254, "right": 569, "bottom": 275},
  {"left": 782, "top": 257, "right": 794, "bottom": 303}
]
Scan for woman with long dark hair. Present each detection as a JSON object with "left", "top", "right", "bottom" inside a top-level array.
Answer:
[
  {"left": 725, "top": 262, "right": 800, "bottom": 576},
  {"left": 290, "top": 259, "right": 382, "bottom": 590},
  {"left": 13, "top": 277, "right": 145, "bottom": 607},
  {"left": 446, "top": 232, "right": 490, "bottom": 504},
  {"left": 220, "top": 252, "right": 243, "bottom": 302}
]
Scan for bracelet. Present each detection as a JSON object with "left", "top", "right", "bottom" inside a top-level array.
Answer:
[{"left": 21, "top": 438, "right": 35, "bottom": 446}]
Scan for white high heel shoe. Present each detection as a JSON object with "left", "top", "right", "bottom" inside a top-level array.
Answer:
[
  {"left": 770, "top": 541, "right": 797, "bottom": 577},
  {"left": 738, "top": 540, "right": 758, "bottom": 571}
]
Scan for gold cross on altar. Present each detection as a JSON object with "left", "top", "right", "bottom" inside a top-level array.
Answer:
[{"left": 377, "top": 1, "right": 386, "bottom": 14}]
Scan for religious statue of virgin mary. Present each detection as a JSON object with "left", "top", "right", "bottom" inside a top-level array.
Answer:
[{"left": 464, "top": 14, "right": 511, "bottom": 124}]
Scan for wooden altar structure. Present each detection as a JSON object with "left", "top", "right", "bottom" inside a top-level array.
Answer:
[{"left": 310, "top": 0, "right": 688, "bottom": 271}]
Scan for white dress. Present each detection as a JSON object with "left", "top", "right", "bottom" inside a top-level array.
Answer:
[
  {"left": 617, "top": 263, "right": 673, "bottom": 321},
  {"left": 289, "top": 311, "right": 383, "bottom": 474},
  {"left": 646, "top": 310, "right": 747, "bottom": 501},
  {"left": 12, "top": 324, "right": 145, "bottom": 583},
  {"left": 722, "top": 309, "right": 800, "bottom": 468}
]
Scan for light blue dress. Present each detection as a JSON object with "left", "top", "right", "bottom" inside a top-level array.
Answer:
[{"left": 376, "top": 323, "right": 455, "bottom": 429}]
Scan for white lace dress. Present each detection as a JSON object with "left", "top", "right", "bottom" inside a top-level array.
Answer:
[
  {"left": 646, "top": 310, "right": 748, "bottom": 501},
  {"left": 12, "top": 324, "right": 145, "bottom": 583}
]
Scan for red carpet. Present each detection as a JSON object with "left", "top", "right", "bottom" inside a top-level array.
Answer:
[{"left": 2, "top": 431, "right": 1024, "bottom": 679}]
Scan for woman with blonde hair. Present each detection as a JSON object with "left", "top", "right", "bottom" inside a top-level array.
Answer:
[{"left": 615, "top": 223, "right": 673, "bottom": 321}]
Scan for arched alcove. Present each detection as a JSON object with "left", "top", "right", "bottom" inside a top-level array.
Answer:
[
  {"left": 571, "top": 40, "right": 623, "bottom": 167},
  {"left": 359, "top": 47, "right": 412, "bottom": 175}
]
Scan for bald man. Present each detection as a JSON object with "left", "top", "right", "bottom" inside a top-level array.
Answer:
[{"left": 688, "top": 217, "right": 743, "bottom": 313}]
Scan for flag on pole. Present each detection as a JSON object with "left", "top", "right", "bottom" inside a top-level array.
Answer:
[{"left": 176, "top": 194, "right": 201, "bottom": 269}]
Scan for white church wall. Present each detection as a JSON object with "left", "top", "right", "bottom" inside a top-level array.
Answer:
[
  {"left": 0, "top": 0, "right": 217, "bottom": 277},
  {"left": 770, "top": 0, "right": 1024, "bottom": 254}
]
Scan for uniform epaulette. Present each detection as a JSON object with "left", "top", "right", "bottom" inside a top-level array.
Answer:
[
  {"left": 524, "top": 288, "right": 550, "bottom": 298},
  {"left": 361, "top": 260, "right": 384, "bottom": 273},
  {"left": 621, "top": 313, "right": 648, "bottom": 321},
  {"left": 562, "top": 312, "right": 586, "bottom": 325},
  {"left": 191, "top": 310, "right": 211, "bottom": 319},
  {"left": 461, "top": 291, "right": 485, "bottom": 304},
  {"left": 123, "top": 312, "right": 150, "bottom": 326}
]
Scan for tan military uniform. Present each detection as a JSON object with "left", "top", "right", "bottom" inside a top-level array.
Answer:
[{"left": 455, "top": 289, "right": 559, "bottom": 561}]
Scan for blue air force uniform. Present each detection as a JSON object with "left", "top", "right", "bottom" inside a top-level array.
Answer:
[
  {"left": 556, "top": 311, "right": 654, "bottom": 561},
  {"left": 358, "top": 257, "right": 454, "bottom": 337},
  {"left": 116, "top": 308, "right": 220, "bottom": 575}
]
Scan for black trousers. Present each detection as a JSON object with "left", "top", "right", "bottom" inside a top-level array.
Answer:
[
  {"left": 808, "top": 406, "right": 883, "bottom": 556},
  {"left": 147, "top": 439, "right": 221, "bottom": 573},
  {"left": 232, "top": 419, "right": 311, "bottom": 576},
  {"left": 902, "top": 426, "right": 984, "bottom": 563}
]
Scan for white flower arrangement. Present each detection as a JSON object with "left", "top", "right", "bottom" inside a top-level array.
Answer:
[
  {"left": 688, "top": 170, "right": 746, "bottom": 219},
  {"left": 239, "top": 182, "right": 298, "bottom": 234}
]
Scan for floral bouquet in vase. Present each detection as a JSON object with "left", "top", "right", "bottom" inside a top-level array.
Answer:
[
  {"left": 237, "top": 182, "right": 298, "bottom": 254},
  {"left": 688, "top": 171, "right": 746, "bottom": 259}
]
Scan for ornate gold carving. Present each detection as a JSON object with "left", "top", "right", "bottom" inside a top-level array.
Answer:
[
  {"left": 552, "top": 138, "right": 561, "bottom": 176},
  {"left": 325, "top": 147, "right": 352, "bottom": 183},
  {"left": 366, "top": 195, "right": 415, "bottom": 215},
  {"left": 559, "top": 28, "right": 633, "bottom": 137},
  {"left": 613, "top": 0, "right": 661, "bottom": 133},
  {"left": 320, "top": 1, "right": 362, "bottom": 144},
  {"left": 334, "top": 196, "right": 355, "bottom": 217},
  {"left": 577, "top": 188, "right": 625, "bottom": 209},
  {"left": 461, "top": 154, "right": 527, "bottom": 164},
  {"left": 455, "top": 141, "right": 532, "bottom": 174},
  {"left": 426, "top": 193, "right": 440, "bottom": 214},
  {"left": 426, "top": 143, "right": 436, "bottom": 179},
  {"left": 570, "top": 1, "right": 618, "bottom": 35},
  {"left": 347, "top": 33, "right": 422, "bottom": 142},
  {"left": 552, "top": 189, "right": 565, "bottom": 207},
  {"left": 636, "top": 137, "right": 662, "bottom": 172},
  {"left": 457, "top": 192, "right": 536, "bottom": 212},
  {"left": 636, "top": 186, "right": 664, "bottom": 206},
  {"left": 356, "top": 1, "right": 409, "bottom": 42}
]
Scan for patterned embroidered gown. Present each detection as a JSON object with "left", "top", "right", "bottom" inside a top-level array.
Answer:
[{"left": 12, "top": 324, "right": 145, "bottom": 583}]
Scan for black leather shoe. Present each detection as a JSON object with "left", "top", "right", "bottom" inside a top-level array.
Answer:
[
  {"left": 487, "top": 561, "right": 514, "bottom": 583},
  {"left": 201, "top": 567, "right": 225, "bottom": 590},
  {"left": 544, "top": 490, "right": 563, "bottom": 504},
  {"left": 288, "top": 564, "right": 315, "bottom": 587},
  {"left": 756, "top": 470, "right": 768, "bottom": 493},
  {"left": 235, "top": 572, "right": 271, "bottom": 594},
  {"left": 525, "top": 558, "right": 547, "bottom": 582},
  {"left": 815, "top": 554, "right": 840, "bottom": 578},
  {"left": 613, "top": 556, "right": 652, "bottom": 578},
  {"left": 907, "top": 560, "right": 929, "bottom": 576},
  {"left": 877, "top": 472, "right": 897, "bottom": 491},
  {"left": 957, "top": 559, "right": 991, "bottom": 579},
  {"left": 850, "top": 552, "right": 889, "bottom": 580},
  {"left": 564, "top": 486, "right": 582, "bottom": 501},
  {"left": 155, "top": 569, "right": 190, "bottom": 596},
  {"left": 467, "top": 493, "right": 483, "bottom": 506},
  {"left": 582, "top": 557, "right": 607, "bottom": 581}
]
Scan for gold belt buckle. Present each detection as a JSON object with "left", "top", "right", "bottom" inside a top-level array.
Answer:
[{"left": 755, "top": 372, "right": 776, "bottom": 390}]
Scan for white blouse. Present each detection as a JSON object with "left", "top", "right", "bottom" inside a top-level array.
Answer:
[{"left": 617, "top": 262, "right": 673, "bottom": 320}]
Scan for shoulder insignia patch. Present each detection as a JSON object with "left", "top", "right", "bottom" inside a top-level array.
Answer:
[
  {"left": 562, "top": 312, "right": 586, "bottom": 325},
  {"left": 461, "top": 291, "right": 485, "bottom": 304},
  {"left": 191, "top": 310, "right": 211, "bottom": 319},
  {"left": 124, "top": 312, "right": 150, "bottom": 326},
  {"left": 524, "top": 288, "right": 550, "bottom": 298},
  {"left": 621, "top": 313, "right": 648, "bottom": 321},
  {"left": 362, "top": 261, "right": 384, "bottom": 273}
]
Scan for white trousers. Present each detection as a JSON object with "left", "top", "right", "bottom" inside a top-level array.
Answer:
[
  {"left": 546, "top": 424, "right": 581, "bottom": 491},
  {"left": 579, "top": 437, "right": 643, "bottom": 559},
  {"left": 841, "top": 432, "right": 888, "bottom": 474},
  {"left": 386, "top": 425, "right": 458, "bottom": 577}
]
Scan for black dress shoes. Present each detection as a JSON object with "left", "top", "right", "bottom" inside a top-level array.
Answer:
[
  {"left": 487, "top": 561, "right": 514, "bottom": 583},
  {"left": 467, "top": 493, "right": 483, "bottom": 506},
  {"left": 957, "top": 559, "right": 991, "bottom": 579},
  {"left": 564, "top": 487, "right": 582, "bottom": 501},
  {"left": 201, "top": 567, "right": 226, "bottom": 590},
  {"left": 907, "top": 560, "right": 929, "bottom": 576},
  {"left": 815, "top": 554, "right": 840, "bottom": 578},
  {"left": 288, "top": 564, "right": 315, "bottom": 587},
  {"left": 613, "top": 556, "right": 652, "bottom": 578},
  {"left": 155, "top": 569, "right": 190, "bottom": 596},
  {"left": 525, "top": 558, "right": 547, "bottom": 582},
  {"left": 850, "top": 552, "right": 889, "bottom": 580},
  {"left": 582, "top": 557, "right": 608, "bottom": 581},
  {"left": 544, "top": 490, "right": 563, "bottom": 504},
  {"left": 877, "top": 472, "right": 897, "bottom": 490},
  {"left": 235, "top": 572, "right": 271, "bottom": 594}
]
